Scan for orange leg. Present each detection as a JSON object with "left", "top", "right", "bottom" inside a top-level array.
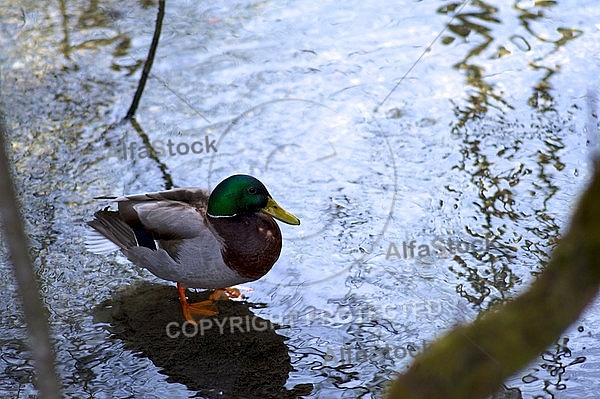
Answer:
[{"left": 177, "top": 283, "right": 218, "bottom": 325}]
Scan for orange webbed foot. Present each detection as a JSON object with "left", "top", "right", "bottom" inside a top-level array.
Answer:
[
  {"left": 176, "top": 285, "right": 252, "bottom": 324},
  {"left": 209, "top": 287, "right": 244, "bottom": 301},
  {"left": 177, "top": 283, "right": 218, "bottom": 325}
]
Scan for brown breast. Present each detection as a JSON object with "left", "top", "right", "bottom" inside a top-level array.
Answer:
[{"left": 207, "top": 213, "right": 283, "bottom": 280}]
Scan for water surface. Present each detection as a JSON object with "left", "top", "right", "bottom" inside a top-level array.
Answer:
[{"left": 1, "top": 0, "right": 599, "bottom": 397}]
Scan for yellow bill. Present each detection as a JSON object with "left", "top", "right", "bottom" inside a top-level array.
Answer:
[{"left": 261, "top": 197, "right": 300, "bottom": 225}]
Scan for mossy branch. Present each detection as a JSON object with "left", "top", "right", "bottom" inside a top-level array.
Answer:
[{"left": 387, "top": 164, "right": 600, "bottom": 399}]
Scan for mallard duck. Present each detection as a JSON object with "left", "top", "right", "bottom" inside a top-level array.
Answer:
[{"left": 86, "top": 174, "right": 300, "bottom": 323}]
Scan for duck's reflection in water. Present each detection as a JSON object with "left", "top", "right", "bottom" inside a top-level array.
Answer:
[{"left": 94, "top": 282, "right": 312, "bottom": 398}]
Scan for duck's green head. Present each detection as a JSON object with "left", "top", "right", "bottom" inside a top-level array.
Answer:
[{"left": 207, "top": 174, "right": 300, "bottom": 225}]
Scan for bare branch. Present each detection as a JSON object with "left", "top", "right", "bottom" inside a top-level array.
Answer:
[{"left": 0, "top": 107, "right": 61, "bottom": 398}]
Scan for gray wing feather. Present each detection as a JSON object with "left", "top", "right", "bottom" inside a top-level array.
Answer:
[{"left": 88, "top": 187, "right": 245, "bottom": 287}]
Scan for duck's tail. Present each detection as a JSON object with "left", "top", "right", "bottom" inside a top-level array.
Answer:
[{"left": 85, "top": 208, "right": 137, "bottom": 254}]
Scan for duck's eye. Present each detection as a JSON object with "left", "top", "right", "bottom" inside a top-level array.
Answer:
[{"left": 247, "top": 187, "right": 258, "bottom": 195}]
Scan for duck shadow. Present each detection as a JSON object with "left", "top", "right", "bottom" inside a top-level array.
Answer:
[{"left": 94, "top": 281, "right": 312, "bottom": 398}]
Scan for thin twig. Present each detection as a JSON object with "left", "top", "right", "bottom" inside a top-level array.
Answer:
[
  {"left": 125, "top": 0, "right": 166, "bottom": 119},
  {"left": 379, "top": 0, "right": 470, "bottom": 107},
  {"left": 130, "top": 118, "right": 174, "bottom": 189}
]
